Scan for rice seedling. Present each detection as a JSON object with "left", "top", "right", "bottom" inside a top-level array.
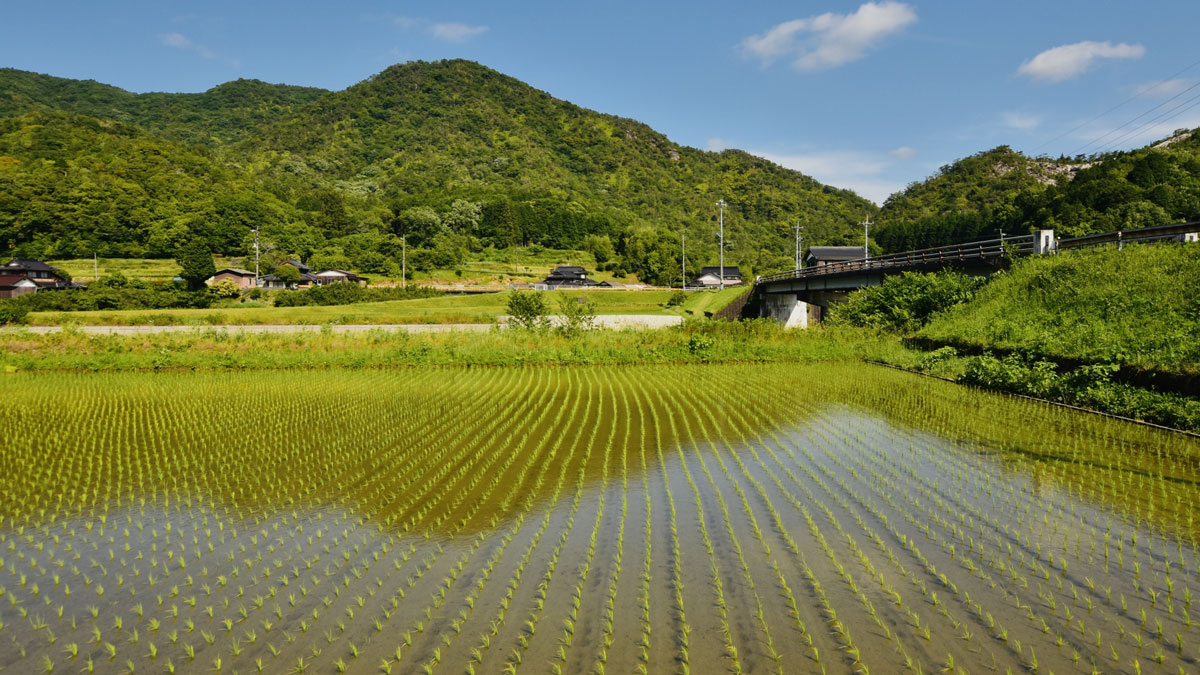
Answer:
[{"left": 0, "top": 363, "right": 1197, "bottom": 674}]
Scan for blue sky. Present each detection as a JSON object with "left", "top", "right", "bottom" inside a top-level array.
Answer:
[{"left": 5, "top": 1, "right": 1200, "bottom": 204}]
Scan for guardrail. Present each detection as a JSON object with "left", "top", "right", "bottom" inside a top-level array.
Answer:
[
  {"left": 1058, "top": 221, "right": 1200, "bottom": 250},
  {"left": 757, "top": 234, "right": 1034, "bottom": 284}
]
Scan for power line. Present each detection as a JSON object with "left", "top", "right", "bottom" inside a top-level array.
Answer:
[
  {"left": 1033, "top": 57, "right": 1200, "bottom": 156},
  {"left": 1092, "top": 90, "right": 1200, "bottom": 155},
  {"left": 1068, "top": 78, "right": 1200, "bottom": 157}
]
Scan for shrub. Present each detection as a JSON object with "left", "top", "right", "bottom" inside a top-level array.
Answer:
[
  {"left": 556, "top": 293, "right": 596, "bottom": 337},
  {"left": 506, "top": 290, "right": 549, "bottom": 330},
  {"left": 210, "top": 279, "right": 241, "bottom": 299},
  {"left": 0, "top": 301, "right": 29, "bottom": 325},
  {"left": 828, "top": 270, "right": 986, "bottom": 331},
  {"left": 666, "top": 290, "right": 688, "bottom": 307}
]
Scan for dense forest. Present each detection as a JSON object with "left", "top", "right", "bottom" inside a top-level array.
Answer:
[
  {"left": 875, "top": 135, "right": 1200, "bottom": 252},
  {"left": 0, "top": 60, "right": 877, "bottom": 284}
]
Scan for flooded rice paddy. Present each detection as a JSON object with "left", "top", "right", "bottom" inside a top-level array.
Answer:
[{"left": 1, "top": 364, "right": 1198, "bottom": 674}]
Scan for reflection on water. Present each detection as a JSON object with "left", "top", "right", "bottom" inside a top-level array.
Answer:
[{"left": 1, "top": 364, "right": 1197, "bottom": 674}]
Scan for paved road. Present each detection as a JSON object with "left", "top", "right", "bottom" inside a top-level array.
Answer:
[{"left": 13, "top": 315, "right": 682, "bottom": 335}]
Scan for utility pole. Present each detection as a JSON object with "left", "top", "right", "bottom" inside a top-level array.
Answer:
[
  {"left": 861, "top": 216, "right": 873, "bottom": 262},
  {"left": 401, "top": 236, "right": 407, "bottom": 289},
  {"left": 716, "top": 199, "right": 727, "bottom": 291},
  {"left": 793, "top": 221, "right": 804, "bottom": 272},
  {"left": 252, "top": 226, "right": 260, "bottom": 286},
  {"left": 681, "top": 231, "right": 687, "bottom": 290}
]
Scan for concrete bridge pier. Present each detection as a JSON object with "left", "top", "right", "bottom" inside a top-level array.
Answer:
[{"left": 761, "top": 293, "right": 829, "bottom": 328}]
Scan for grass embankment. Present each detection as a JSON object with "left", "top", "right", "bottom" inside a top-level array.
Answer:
[
  {"left": 24, "top": 288, "right": 743, "bottom": 326},
  {"left": 917, "top": 244, "right": 1200, "bottom": 374},
  {"left": 0, "top": 322, "right": 907, "bottom": 372},
  {"left": 857, "top": 244, "right": 1200, "bottom": 430}
]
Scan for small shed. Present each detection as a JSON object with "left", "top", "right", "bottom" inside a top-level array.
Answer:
[
  {"left": 0, "top": 274, "right": 38, "bottom": 298},
  {"left": 693, "top": 266, "right": 742, "bottom": 287},
  {"left": 206, "top": 268, "right": 258, "bottom": 289},
  {"left": 806, "top": 246, "right": 865, "bottom": 267}
]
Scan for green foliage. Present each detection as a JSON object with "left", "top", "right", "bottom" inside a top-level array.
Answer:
[
  {"left": 273, "top": 263, "right": 301, "bottom": 285},
  {"left": 0, "top": 300, "right": 29, "bottom": 325},
  {"left": 666, "top": 290, "right": 687, "bottom": 307},
  {"left": 555, "top": 293, "right": 596, "bottom": 336},
  {"left": 176, "top": 239, "right": 216, "bottom": 291},
  {"left": 877, "top": 135, "right": 1200, "bottom": 251},
  {"left": 11, "top": 284, "right": 214, "bottom": 312},
  {"left": 0, "top": 61, "right": 876, "bottom": 277},
  {"left": 210, "top": 278, "right": 241, "bottom": 299},
  {"left": 271, "top": 284, "right": 440, "bottom": 307},
  {"left": 505, "top": 290, "right": 549, "bottom": 330},
  {"left": 960, "top": 354, "right": 1200, "bottom": 430},
  {"left": 828, "top": 270, "right": 986, "bottom": 331},
  {"left": 919, "top": 244, "right": 1200, "bottom": 373}
]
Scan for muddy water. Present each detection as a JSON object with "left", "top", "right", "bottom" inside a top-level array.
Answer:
[{"left": 2, "top": 364, "right": 1198, "bottom": 674}]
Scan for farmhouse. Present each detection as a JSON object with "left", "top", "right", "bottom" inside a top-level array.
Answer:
[
  {"left": 542, "top": 266, "right": 597, "bottom": 287},
  {"left": 3, "top": 258, "right": 74, "bottom": 290},
  {"left": 693, "top": 266, "right": 742, "bottom": 287},
  {"left": 806, "top": 246, "right": 866, "bottom": 267},
  {"left": 206, "top": 268, "right": 258, "bottom": 289},
  {"left": 0, "top": 274, "right": 38, "bottom": 298}
]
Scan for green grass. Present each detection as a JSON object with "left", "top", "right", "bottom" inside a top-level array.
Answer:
[
  {"left": 917, "top": 244, "right": 1200, "bottom": 374},
  {"left": 49, "top": 256, "right": 239, "bottom": 283},
  {"left": 24, "top": 289, "right": 742, "bottom": 326},
  {"left": 0, "top": 322, "right": 905, "bottom": 372}
]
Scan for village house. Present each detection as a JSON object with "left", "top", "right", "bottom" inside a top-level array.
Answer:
[
  {"left": 693, "top": 266, "right": 742, "bottom": 287},
  {"left": 0, "top": 273, "right": 38, "bottom": 299},
  {"left": 206, "top": 268, "right": 258, "bottom": 289},
  {"left": 542, "top": 265, "right": 597, "bottom": 287},
  {"left": 313, "top": 269, "right": 365, "bottom": 286},
  {"left": 3, "top": 258, "right": 75, "bottom": 290},
  {"left": 806, "top": 246, "right": 866, "bottom": 267}
]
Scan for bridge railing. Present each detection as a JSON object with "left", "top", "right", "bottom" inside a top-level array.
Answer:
[
  {"left": 1058, "top": 221, "right": 1200, "bottom": 250},
  {"left": 757, "top": 234, "right": 1034, "bottom": 284}
]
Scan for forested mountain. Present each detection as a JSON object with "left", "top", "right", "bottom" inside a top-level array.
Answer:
[
  {"left": 0, "top": 60, "right": 877, "bottom": 283},
  {"left": 876, "top": 134, "right": 1200, "bottom": 252}
]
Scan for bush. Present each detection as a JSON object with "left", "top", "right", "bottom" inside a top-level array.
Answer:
[
  {"left": 0, "top": 301, "right": 29, "bottom": 325},
  {"left": 506, "top": 290, "right": 549, "bottom": 330},
  {"left": 829, "top": 270, "right": 985, "bottom": 331},
  {"left": 556, "top": 293, "right": 596, "bottom": 337},
  {"left": 210, "top": 279, "right": 241, "bottom": 299},
  {"left": 666, "top": 290, "right": 688, "bottom": 307}
]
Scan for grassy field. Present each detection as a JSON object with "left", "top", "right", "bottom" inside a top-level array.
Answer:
[
  {"left": 24, "top": 287, "right": 749, "bottom": 326},
  {"left": 2, "top": 363, "right": 1196, "bottom": 675}
]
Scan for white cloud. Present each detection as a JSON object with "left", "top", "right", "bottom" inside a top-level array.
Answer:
[
  {"left": 742, "top": 2, "right": 916, "bottom": 72},
  {"left": 1134, "top": 79, "right": 1192, "bottom": 98},
  {"left": 752, "top": 149, "right": 901, "bottom": 204},
  {"left": 706, "top": 138, "right": 729, "bottom": 151},
  {"left": 1002, "top": 112, "right": 1042, "bottom": 130},
  {"left": 430, "top": 22, "right": 489, "bottom": 43},
  {"left": 394, "top": 15, "right": 419, "bottom": 29},
  {"left": 159, "top": 32, "right": 191, "bottom": 49},
  {"left": 157, "top": 31, "right": 237, "bottom": 67},
  {"left": 1018, "top": 41, "right": 1144, "bottom": 83},
  {"left": 889, "top": 146, "right": 916, "bottom": 160}
]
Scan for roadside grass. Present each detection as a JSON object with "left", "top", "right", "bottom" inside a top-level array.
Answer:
[
  {"left": 25, "top": 289, "right": 744, "bottom": 326},
  {"left": 0, "top": 322, "right": 908, "bottom": 371}
]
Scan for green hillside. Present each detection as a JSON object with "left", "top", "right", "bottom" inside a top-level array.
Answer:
[
  {"left": 0, "top": 61, "right": 877, "bottom": 283},
  {"left": 876, "top": 134, "right": 1200, "bottom": 252}
]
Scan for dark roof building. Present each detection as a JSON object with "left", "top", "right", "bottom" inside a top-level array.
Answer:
[
  {"left": 0, "top": 273, "right": 38, "bottom": 298},
  {"left": 542, "top": 266, "right": 597, "bottom": 287},
  {"left": 281, "top": 259, "right": 311, "bottom": 274},
  {"left": 806, "top": 246, "right": 865, "bottom": 266},
  {"left": 4, "top": 258, "right": 75, "bottom": 289},
  {"left": 696, "top": 266, "right": 742, "bottom": 279}
]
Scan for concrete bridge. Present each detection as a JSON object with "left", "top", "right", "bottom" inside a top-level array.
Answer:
[{"left": 753, "top": 221, "right": 1199, "bottom": 327}]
